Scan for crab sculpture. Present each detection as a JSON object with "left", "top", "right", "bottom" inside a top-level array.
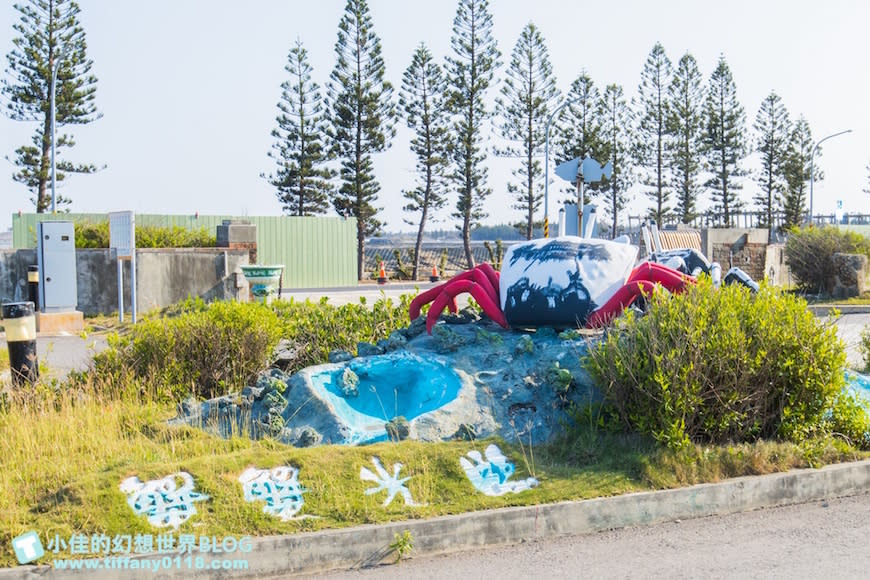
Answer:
[{"left": 410, "top": 236, "right": 695, "bottom": 334}]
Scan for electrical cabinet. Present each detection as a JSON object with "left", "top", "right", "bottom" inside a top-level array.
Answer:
[{"left": 36, "top": 221, "right": 77, "bottom": 312}]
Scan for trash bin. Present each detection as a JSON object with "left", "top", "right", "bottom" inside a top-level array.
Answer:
[
  {"left": 240, "top": 265, "right": 285, "bottom": 304},
  {"left": 27, "top": 265, "right": 39, "bottom": 308},
  {"left": 2, "top": 301, "right": 38, "bottom": 385}
]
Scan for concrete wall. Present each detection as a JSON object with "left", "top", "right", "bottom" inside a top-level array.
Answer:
[
  {"left": 12, "top": 214, "right": 358, "bottom": 287},
  {"left": 764, "top": 244, "right": 792, "bottom": 287},
  {"left": 0, "top": 248, "right": 250, "bottom": 315},
  {"left": 701, "top": 228, "right": 770, "bottom": 281}
]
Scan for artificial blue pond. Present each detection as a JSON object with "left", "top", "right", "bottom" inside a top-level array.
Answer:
[
  {"left": 307, "top": 352, "right": 463, "bottom": 444},
  {"left": 845, "top": 371, "right": 870, "bottom": 408}
]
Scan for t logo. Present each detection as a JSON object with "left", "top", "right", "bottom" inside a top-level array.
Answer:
[{"left": 12, "top": 531, "right": 44, "bottom": 564}]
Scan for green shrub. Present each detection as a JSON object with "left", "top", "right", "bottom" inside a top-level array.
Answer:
[
  {"left": 828, "top": 388, "right": 870, "bottom": 448},
  {"left": 784, "top": 225, "right": 870, "bottom": 294},
  {"left": 271, "top": 294, "right": 411, "bottom": 371},
  {"left": 74, "top": 221, "right": 110, "bottom": 248},
  {"left": 74, "top": 221, "right": 216, "bottom": 248},
  {"left": 92, "top": 294, "right": 412, "bottom": 402},
  {"left": 586, "top": 278, "right": 848, "bottom": 450},
  {"left": 93, "top": 299, "right": 282, "bottom": 401}
]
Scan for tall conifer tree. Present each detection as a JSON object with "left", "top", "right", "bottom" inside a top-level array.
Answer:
[
  {"left": 666, "top": 52, "right": 705, "bottom": 224},
  {"left": 782, "top": 116, "right": 814, "bottom": 229},
  {"left": 399, "top": 43, "right": 450, "bottom": 280},
  {"left": 703, "top": 56, "right": 746, "bottom": 227},
  {"left": 264, "top": 39, "right": 333, "bottom": 216},
  {"left": 494, "top": 22, "right": 558, "bottom": 240},
  {"left": 597, "top": 84, "right": 634, "bottom": 237},
  {"left": 327, "top": 0, "right": 396, "bottom": 280},
  {"left": 446, "top": 0, "right": 500, "bottom": 268},
  {"left": 555, "top": 73, "right": 604, "bottom": 202},
  {"left": 634, "top": 43, "right": 673, "bottom": 226},
  {"left": 2, "top": 0, "right": 100, "bottom": 212},
  {"left": 753, "top": 91, "right": 791, "bottom": 231}
]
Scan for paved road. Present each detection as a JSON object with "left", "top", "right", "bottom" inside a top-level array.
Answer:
[
  {"left": 312, "top": 492, "right": 870, "bottom": 580},
  {"left": 824, "top": 311, "right": 870, "bottom": 369}
]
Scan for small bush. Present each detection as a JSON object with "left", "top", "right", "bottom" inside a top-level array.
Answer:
[
  {"left": 784, "top": 225, "right": 870, "bottom": 294},
  {"left": 93, "top": 299, "right": 282, "bottom": 401},
  {"left": 586, "top": 278, "right": 850, "bottom": 450}
]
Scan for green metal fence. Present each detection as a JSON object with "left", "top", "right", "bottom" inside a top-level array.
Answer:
[{"left": 12, "top": 213, "right": 358, "bottom": 288}]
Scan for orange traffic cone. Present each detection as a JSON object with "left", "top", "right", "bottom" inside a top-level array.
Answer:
[
  {"left": 429, "top": 264, "right": 440, "bottom": 283},
  {"left": 377, "top": 261, "right": 388, "bottom": 285}
]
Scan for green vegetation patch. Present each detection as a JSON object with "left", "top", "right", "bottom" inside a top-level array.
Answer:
[
  {"left": 74, "top": 222, "right": 216, "bottom": 249},
  {"left": 586, "top": 279, "right": 862, "bottom": 450}
]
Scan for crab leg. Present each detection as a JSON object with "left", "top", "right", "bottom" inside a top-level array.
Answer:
[
  {"left": 476, "top": 262, "right": 501, "bottom": 296},
  {"left": 585, "top": 280, "right": 655, "bottom": 328},
  {"left": 426, "top": 279, "right": 508, "bottom": 334},
  {"left": 409, "top": 281, "right": 459, "bottom": 320},
  {"left": 627, "top": 261, "right": 695, "bottom": 290},
  {"left": 409, "top": 264, "right": 501, "bottom": 321}
]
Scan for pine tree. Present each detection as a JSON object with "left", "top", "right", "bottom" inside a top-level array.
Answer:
[
  {"left": 264, "top": 39, "right": 333, "bottom": 217},
  {"left": 597, "top": 84, "right": 634, "bottom": 237},
  {"left": 399, "top": 43, "right": 450, "bottom": 280},
  {"left": 703, "top": 56, "right": 746, "bottom": 227},
  {"left": 634, "top": 43, "right": 673, "bottom": 226},
  {"left": 666, "top": 53, "right": 705, "bottom": 224},
  {"left": 327, "top": 0, "right": 396, "bottom": 280},
  {"left": 446, "top": 0, "right": 500, "bottom": 268},
  {"left": 555, "top": 72, "right": 604, "bottom": 203},
  {"left": 753, "top": 91, "right": 791, "bottom": 231},
  {"left": 494, "top": 22, "right": 558, "bottom": 240},
  {"left": 782, "top": 116, "right": 814, "bottom": 229},
  {"left": 2, "top": 0, "right": 100, "bottom": 212}
]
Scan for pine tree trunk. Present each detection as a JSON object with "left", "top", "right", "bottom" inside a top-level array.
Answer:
[
  {"left": 357, "top": 221, "right": 365, "bottom": 281},
  {"left": 462, "top": 215, "right": 474, "bottom": 270},
  {"left": 37, "top": 112, "right": 52, "bottom": 213},
  {"left": 413, "top": 206, "right": 427, "bottom": 281}
]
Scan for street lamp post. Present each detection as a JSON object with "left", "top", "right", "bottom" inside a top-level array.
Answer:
[
  {"left": 543, "top": 97, "right": 580, "bottom": 238},
  {"left": 49, "top": 47, "right": 67, "bottom": 214},
  {"left": 809, "top": 129, "right": 852, "bottom": 225}
]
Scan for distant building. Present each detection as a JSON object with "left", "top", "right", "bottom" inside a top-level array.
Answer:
[{"left": 0, "top": 229, "right": 11, "bottom": 249}]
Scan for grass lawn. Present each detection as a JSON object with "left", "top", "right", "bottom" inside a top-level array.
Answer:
[{"left": 1, "top": 379, "right": 865, "bottom": 568}]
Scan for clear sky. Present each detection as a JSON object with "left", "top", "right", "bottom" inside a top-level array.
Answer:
[{"left": 1, "top": 0, "right": 868, "bottom": 233}]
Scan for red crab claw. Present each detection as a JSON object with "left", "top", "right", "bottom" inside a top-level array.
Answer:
[
  {"left": 426, "top": 278, "right": 508, "bottom": 334},
  {"left": 409, "top": 264, "right": 501, "bottom": 321}
]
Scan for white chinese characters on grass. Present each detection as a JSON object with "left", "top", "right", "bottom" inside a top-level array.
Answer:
[
  {"left": 360, "top": 457, "right": 422, "bottom": 507},
  {"left": 239, "top": 466, "right": 307, "bottom": 521},
  {"left": 120, "top": 472, "right": 209, "bottom": 528},
  {"left": 460, "top": 444, "right": 539, "bottom": 496}
]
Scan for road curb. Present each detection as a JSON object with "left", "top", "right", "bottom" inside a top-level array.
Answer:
[
  {"left": 808, "top": 304, "right": 870, "bottom": 316},
  {"left": 6, "top": 459, "right": 870, "bottom": 578}
]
